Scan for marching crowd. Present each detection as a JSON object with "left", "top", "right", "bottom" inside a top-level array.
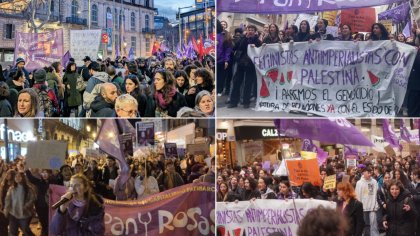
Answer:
[
  {"left": 0, "top": 53, "right": 215, "bottom": 118},
  {"left": 217, "top": 19, "right": 420, "bottom": 116},
  {"left": 0, "top": 152, "right": 215, "bottom": 235},
  {"left": 217, "top": 152, "right": 420, "bottom": 236}
]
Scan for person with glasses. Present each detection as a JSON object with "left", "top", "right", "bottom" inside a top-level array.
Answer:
[
  {"left": 115, "top": 94, "right": 138, "bottom": 118},
  {"left": 153, "top": 69, "right": 187, "bottom": 117}
]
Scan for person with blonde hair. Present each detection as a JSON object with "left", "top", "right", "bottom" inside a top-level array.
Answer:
[
  {"left": 50, "top": 173, "right": 105, "bottom": 235},
  {"left": 337, "top": 181, "right": 364, "bottom": 236},
  {"left": 115, "top": 94, "right": 138, "bottom": 118}
]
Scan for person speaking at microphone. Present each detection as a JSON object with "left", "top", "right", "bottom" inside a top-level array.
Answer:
[{"left": 50, "top": 173, "right": 105, "bottom": 235}]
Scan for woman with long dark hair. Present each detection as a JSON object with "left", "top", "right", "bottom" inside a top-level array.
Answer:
[
  {"left": 50, "top": 173, "right": 105, "bottom": 235},
  {"left": 278, "top": 180, "right": 297, "bottom": 200},
  {"left": 4, "top": 172, "right": 37, "bottom": 236},
  {"left": 263, "top": 24, "right": 282, "bottom": 44},
  {"left": 295, "top": 20, "right": 311, "bottom": 42},
  {"left": 174, "top": 70, "right": 190, "bottom": 95},
  {"left": 125, "top": 74, "right": 154, "bottom": 117},
  {"left": 240, "top": 177, "right": 260, "bottom": 200},
  {"left": 186, "top": 68, "right": 214, "bottom": 108},
  {"left": 370, "top": 23, "right": 389, "bottom": 41},
  {"left": 153, "top": 69, "right": 187, "bottom": 117},
  {"left": 63, "top": 62, "right": 82, "bottom": 116},
  {"left": 7, "top": 69, "right": 25, "bottom": 92},
  {"left": 339, "top": 24, "right": 353, "bottom": 41}
]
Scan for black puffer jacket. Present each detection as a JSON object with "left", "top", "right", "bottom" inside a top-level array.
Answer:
[
  {"left": 90, "top": 95, "right": 115, "bottom": 117},
  {"left": 383, "top": 189, "right": 417, "bottom": 236}
]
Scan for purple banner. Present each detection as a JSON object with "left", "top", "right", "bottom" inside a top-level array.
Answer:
[
  {"left": 49, "top": 182, "right": 215, "bottom": 236},
  {"left": 378, "top": 2, "right": 410, "bottom": 24},
  {"left": 15, "top": 29, "right": 64, "bottom": 71},
  {"left": 382, "top": 119, "right": 400, "bottom": 148},
  {"left": 218, "top": 0, "right": 403, "bottom": 14},
  {"left": 274, "top": 119, "right": 373, "bottom": 146},
  {"left": 400, "top": 119, "right": 412, "bottom": 143},
  {"left": 344, "top": 145, "right": 359, "bottom": 158}
]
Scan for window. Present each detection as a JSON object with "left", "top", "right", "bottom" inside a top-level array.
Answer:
[
  {"left": 50, "top": 0, "right": 54, "bottom": 12},
  {"left": 145, "top": 15, "right": 149, "bottom": 30},
  {"left": 106, "top": 7, "right": 111, "bottom": 28},
  {"left": 114, "top": 9, "right": 118, "bottom": 30},
  {"left": 71, "top": 0, "right": 78, "bottom": 18},
  {"left": 131, "top": 36, "right": 136, "bottom": 52},
  {"left": 131, "top": 12, "right": 135, "bottom": 31},
  {"left": 145, "top": 0, "right": 150, "bottom": 7},
  {"left": 3, "top": 24, "right": 15, "bottom": 39},
  {"left": 91, "top": 4, "right": 98, "bottom": 25},
  {"left": 145, "top": 38, "right": 150, "bottom": 53}
]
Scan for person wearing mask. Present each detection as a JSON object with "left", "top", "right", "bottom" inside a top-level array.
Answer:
[
  {"left": 15, "top": 88, "right": 42, "bottom": 117},
  {"left": 115, "top": 94, "right": 138, "bottom": 118},
  {"left": 63, "top": 62, "right": 82, "bottom": 116},
  {"left": 370, "top": 23, "right": 390, "bottom": 41},
  {"left": 134, "top": 163, "right": 159, "bottom": 199},
  {"left": 0, "top": 82, "right": 12, "bottom": 117},
  {"left": 153, "top": 69, "right": 187, "bottom": 117},
  {"left": 90, "top": 83, "right": 118, "bottom": 117},
  {"left": 50, "top": 174, "right": 105, "bottom": 235},
  {"left": 258, "top": 177, "right": 276, "bottom": 199},
  {"left": 382, "top": 180, "right": 417, "bottom": 236},
  {"left": 337, "top": 182, "right": 364, "bottom": 236},
  {"left": 4, "top": 172, "right": 36, "bottom": 236},
  {"left": 228, "top": 25, "right": 262, "bottom": 109},
  {"left": 355, "top": 167, "right": 379, "bottom": 236}
]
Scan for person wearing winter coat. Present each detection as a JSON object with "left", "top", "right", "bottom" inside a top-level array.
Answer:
[
  {"left": 153, "top": 69, "right": 187, "bottom": 117},
  {"left": 134, "top": 163, "right": 159, "bottom": 199},
  {"left": 240, "top": 177, "right": 261, "bottom": 201},
  {"left": 15, "top": 88, "right": 43, "bottom": 117},
  {"left": 411, "top": 169, "right": 420, "bottom": 236},
  {"left": 258, "top": 177, "right": 277, "bottom": 199},
  {"left": 337, "top": 182, "right": 365, "bottom": 236},
  {"left": 83, "top": 62, "right": 111, "bottom": 112},
  {"left": 90, "top": 83, "right": 117, "bottom": 117},
  {"left": 32, "top": 69, "right": 60, "bottom": 117},
  {"left": 63, "top": 62, "right": 82, "bottom": 116},
  {"left": 124, "top": 74, "right": 154, "bottom": 117},
  {"left": 382, "top": 180, "right": 417, "bottom": 236},
  {"left": 185, "top": 68, "right": 214, "bottom": 108},
  {"left": 0, "top": 82, "right": 13, "bottom": 117},
  {"left": 50, "top": 173, "right": 105, "bottom": 236}
]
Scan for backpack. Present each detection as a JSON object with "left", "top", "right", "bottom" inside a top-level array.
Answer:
[
  {"left": 33, "top": 87, "right": 56, "bottom": 117},
  {"left": 76, "top": 68, "right": 88, "bottom": 92}
]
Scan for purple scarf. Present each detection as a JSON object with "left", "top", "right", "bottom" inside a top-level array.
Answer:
[{"left": 155, "top": 87, "right": 176, "bottom": 109}]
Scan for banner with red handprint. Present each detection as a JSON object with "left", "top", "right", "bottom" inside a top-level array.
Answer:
[{"left": 249, "top": 41, "right": 417, "bottom": 117}]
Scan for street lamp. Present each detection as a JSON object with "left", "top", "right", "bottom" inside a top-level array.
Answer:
[{"left": 178, "top": 5, "right": 196, "bottom": 50}]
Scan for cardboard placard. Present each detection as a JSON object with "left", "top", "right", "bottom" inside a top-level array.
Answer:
[
  {"left": 323, "top": 174, "right": 337, "bottom": 190},
  {"left": 286, "top": 158, "right": 322, "bottom": 186},
  {"left": 341, "top": 8, "right": 376, "bottom": 32},
  {"left": 187, "top": 143, "right": 210, "bottom": 156},
  {"left": 164, "top": 143, "right": 178, "bottom": 159},
  {"left": 384, "top": 145, "right": 396, "bottom": 157},
  {"left": 136, "top": 122, "right": 155, "bottom": 147},
  {"left": 26, "top": 141, "right": 67, "bottom": 170}
]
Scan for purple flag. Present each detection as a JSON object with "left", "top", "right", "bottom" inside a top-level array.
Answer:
[
  {"left": 344, "top": 145, "right": 358, "bottom": 158},
  {"left": 378, "top": 2, "right": 410, "bottom": 24},
  {"left": 176, "top": 45, "right": 183, "bottom": 59},
  {"left": 400, "top": 119, "right": 412, "bottom": 143},
  {"left": 403, "top": 21, "right": 412, "bottom": 38},
  {"left": 302, "top": 139, "right": 329, "bottom": 166},
  {"left": 95, "top": 119, "right": 129, "bottom": 184},
  {"left": 382, "top": 119, "right": 400, "bottom": 148},
  {"left": 117, "top": 119, "right": 135, "bottom": 134},
  {"left": 274, "top": 119, "right": 373, "bottom": 146},
  {"left": 218, "top": 0, "right": 402, "bottom": 14},
  {"left": 262, "top": 161, "right": 271, "bottom": 171},
  {"left": 128, "top": 47, "right": 135, "bottom": 61},
  {"left": 61, "top": 50, "right": 71, "bottom": 68},
  {"left": 316, "top": 146, "right": 328, "bottom": 166}
]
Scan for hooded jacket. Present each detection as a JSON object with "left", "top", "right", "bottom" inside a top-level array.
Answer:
[
  {"left": 355, "top": 177, "right": 379, "bottom": 211},
  {"left": 83, "top": 72, "right": 110, "bottom": 110},
  {"left": 260, "top": 187, "right": 277, "bottom": 199},
  {"left": 90, "top": 95, "right": 115, "bottom": 117}
]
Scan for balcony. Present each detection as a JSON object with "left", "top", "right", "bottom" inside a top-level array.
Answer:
[
  {"left": 142, "top": 27, "right": 154, "bottom": 34},
  {"left": 66, "top": 16, "right": 87, "bottom": 26}
]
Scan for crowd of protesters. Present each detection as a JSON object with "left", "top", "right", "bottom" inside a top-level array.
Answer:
[
  {"left": 217, "top": 152, "right": 420, "bottom": 236},
  {"left": 0, "top": 52, "right": 215, "bottom": 118},
  {"left": 217, "top": 19, "right": 420, "bottom": 116},
  {"left": 0, "top": 151, "right": 214, "bottom": 235}
]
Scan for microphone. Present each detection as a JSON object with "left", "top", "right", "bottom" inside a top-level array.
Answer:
[{"left": 52, "top": 189, "right": 74, "bottom": 210}]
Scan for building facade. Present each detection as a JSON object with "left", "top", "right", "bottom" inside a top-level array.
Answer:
[
  {"left": 179, "top": 1, "right": 215, "bottom": 45},
  {"left": 0, "top": 0, "right": 156, "bottom": 66}
]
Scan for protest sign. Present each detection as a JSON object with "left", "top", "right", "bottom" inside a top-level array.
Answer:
[
  {"left": 341, "top": 8, "right": 376, "bottom": 33},
  {"left": 326, "top": 26, "right": 339, "bottom": 38},
  {"left": 216, "top": 199, "right": 336, "bottom": 236},
  {"left": 384, "top": 145, "right": 396, "bottom": 156},
  {"left": 50, "top": 182, "right": 215, "bottom": 236},
  {"left": 379, "top": 20, "right": 393, "bottom": 35},
  {"left": 26, "top": 141, "right": 67, "bottom": 170},
  {"left": 119, "top": 134, "right": 134, "bottom": 157},
  {"left": 300, "top": 151, "right": 317, "bottom": 160},
  {"left": 323, "top": 175, "right": 337, "bottom": 190},
  {"left": 295, "top": 14, "right": 319, "bottom": 30},
  {"left": 164, "top": 143, "right": 178, "bottom": 159},
  {"left": 251, "top": 41, "right": 417, "bottom": 117},
  {"left": 322, "top": 11, "right": 338, "bottom": 26},
  {"left": 14, "top": 29, "right": 64, "bottom": 71},
  {"left": 187, "top": 143, "right": 210, "bottom": 156},
  {"left": 371, "top": 135, "right": 388, "bottom": 152},
  {"left": 218, "top": 0, "right": 402, "bottom": 14},
  {"left": 346, "top": 157, "right": 357, "bottom": 168},
  {"left": 70, "top": 30, "right": 101, "bottom": 65},
  {"left": 136, "top": 122, "right": 155, "bottom": 146},
  {"left": 286, "top": 158, "right": 322, "bottom": 186}
]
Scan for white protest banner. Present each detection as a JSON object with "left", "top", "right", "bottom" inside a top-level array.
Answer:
[
  {"left": 371, "top": 135, "right": 388, "bottom": 152},
  {"left": 216, "top": 199, "right": 336, "bottom": 236},
  {"left": 326, "top": 26, "right": 339, "bottom": 38},
  {"left": 294, "top": 14, "right": 319, "bottom": 30},
  {"left": 70, "top": 30, "right": 101, "bottom": 65},
  {"left": 26, "top": 141, "right": 67, "bottom": 169},
  {"left": 250, "top": 41, "right": 417, "bottom": 117}
]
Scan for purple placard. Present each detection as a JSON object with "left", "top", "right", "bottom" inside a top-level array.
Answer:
[
  {"left": 218, "top": 0, "right": 403, "bottom": 14},
  {"left": 14, "top": 29, "right": 64, "bottom": 71}
]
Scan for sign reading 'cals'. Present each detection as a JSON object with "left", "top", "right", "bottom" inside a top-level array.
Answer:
[{"left": 102, "top": 33, "right": 109, "bottom": 43}]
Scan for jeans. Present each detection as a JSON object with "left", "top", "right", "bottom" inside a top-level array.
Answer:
[
  {"left": 363, "top": 211, "right": 379, "bottom": 236},
  {"left": 8, "top": 214, "right": 34, "bottom": 236},
  {"left": 229, "top": 62, "right": 257, "bottom": 106}
]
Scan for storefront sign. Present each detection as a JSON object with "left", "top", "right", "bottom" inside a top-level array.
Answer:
[
  {"left": 234, "top": 126, "right": 282, "bottom": 140},
  {"left": 0, "top": 124, "right": 35, "bottom": 142}
]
